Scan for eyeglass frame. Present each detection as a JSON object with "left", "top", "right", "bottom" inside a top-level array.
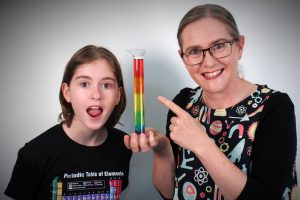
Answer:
[{"left": 180, "top": 38, "right": 239, "bottom": 66}]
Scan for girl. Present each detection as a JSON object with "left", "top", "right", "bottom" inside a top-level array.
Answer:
[{"left": 5, "top": 45, "right": 132, "bottom": 199}]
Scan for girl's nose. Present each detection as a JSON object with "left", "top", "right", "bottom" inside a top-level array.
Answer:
[{"left": 91, "top": 86, "right": 101, "bottom": 100}]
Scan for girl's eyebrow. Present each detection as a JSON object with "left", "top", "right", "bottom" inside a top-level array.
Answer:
[
  {"left": 75, "top": 75, "right": 91, "bottom": 80},
  {"left": 75, "top": 75, "right": 116, "bottom": 82},
  {"left": 101, "top": 77, "right": 117, "bottom": 82}
]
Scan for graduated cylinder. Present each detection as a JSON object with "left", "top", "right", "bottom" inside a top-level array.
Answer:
[{"left": 128, "top": 49, "right": 146, "bottom": 134}]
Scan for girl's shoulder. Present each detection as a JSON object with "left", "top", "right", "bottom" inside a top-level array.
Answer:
[
  {"left": 106, "top": 127, "right": 129, "bottom": 146},
  {"left": 17, "top": 124, "right": 63, "bottom": 159},
  {"left": 108, "top": 128, "right": 128, "bottom": 138},
  {"left": 24, "top": 124, "right": 63, "bottom": 147}
]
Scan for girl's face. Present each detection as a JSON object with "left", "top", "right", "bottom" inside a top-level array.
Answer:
[
  {"left": 179, "top": 17, "right": 244, "bottom": 95},
  {"left": 62, "top": 59, "right": 120, "bottom": 132}
]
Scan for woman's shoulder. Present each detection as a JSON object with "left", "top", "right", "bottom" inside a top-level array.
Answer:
[
  {"left": 172, "top": 86, "right": 201, "bottom": 108},
  {"left": 258, "top": 84, "right": 293, "bottom": 105},
  {"left": 176, "top": 86, "right": 201, "bottom": 97},
  {"left": 256, "top": 84, "right": 295, "bottom": 116}
]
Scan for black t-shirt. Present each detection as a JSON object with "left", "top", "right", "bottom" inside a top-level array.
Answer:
[
  {"left": 5, "top": 124, "right": 132, "bottom": 200},
  {"left": 166, "top": 85, "right": 298, "bottom": 200}
]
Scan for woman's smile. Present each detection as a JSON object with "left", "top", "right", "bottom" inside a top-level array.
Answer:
[{"left": 202, "top": 68, "right": 224, "bottom": 79}]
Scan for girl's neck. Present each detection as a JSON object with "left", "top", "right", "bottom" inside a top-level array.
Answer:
[
  {"left": 202, "top": 79, "right": 257, "bottom": 109},
  {"left": 62, "top": 122, "right": 108, "bottom": 147}
]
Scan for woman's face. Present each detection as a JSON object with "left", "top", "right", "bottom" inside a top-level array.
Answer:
[{"left": 180, "top": 17, "right": 244, "bottom": 95}]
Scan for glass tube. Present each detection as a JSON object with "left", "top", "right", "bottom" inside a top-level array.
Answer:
[{"left": 128, "top": 49, "right": 146, "bottom": 134}]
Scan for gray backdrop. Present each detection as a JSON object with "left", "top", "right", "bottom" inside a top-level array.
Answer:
[{"left": 1, "top": 0, "right": 299, "bottom": 199}]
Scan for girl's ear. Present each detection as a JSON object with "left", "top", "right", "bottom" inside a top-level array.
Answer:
[
  {"left": 62, "top": 83, "right": 71, "bottom": 103},
  {"left": 115, "top": 87, "right": 121, "bottom": 105}
]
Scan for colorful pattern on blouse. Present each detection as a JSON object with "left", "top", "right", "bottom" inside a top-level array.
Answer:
[{"left": 173, "top": 85, "right": 298, "bottom": 200}]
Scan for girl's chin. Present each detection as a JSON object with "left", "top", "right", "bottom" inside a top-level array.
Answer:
[
  {"left": 87, "top": 121, "right": 106, "bottom": 129},
  {"left": 77, "top": 120, "right": 104, "bottom": 132}
]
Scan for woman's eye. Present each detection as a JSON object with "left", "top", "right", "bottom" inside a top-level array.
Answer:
[
  {"left": 189, "top": 49, "right": 202, "bottom": 55},
  {"left": 213, "top": 43, "right": 226, "bottom": 50}
]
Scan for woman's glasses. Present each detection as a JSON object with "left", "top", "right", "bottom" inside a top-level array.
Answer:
[{"left": 181, "top": 39, "right": 237, "bottom": 66}]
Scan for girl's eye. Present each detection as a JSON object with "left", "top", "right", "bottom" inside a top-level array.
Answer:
[
  {"left": 102, "top": 83, "right": 112, "bottom": 89},
  {"left": 80, "top": 82, "right": 89, "bottom": 88}
]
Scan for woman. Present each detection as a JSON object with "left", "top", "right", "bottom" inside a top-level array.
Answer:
[{"left": 125, "top": 4, "right": 298, "bottom": 200}]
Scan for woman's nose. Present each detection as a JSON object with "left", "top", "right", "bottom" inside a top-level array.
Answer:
[{"left": 201, "top": 50, "right": 217, "bottom": 67}]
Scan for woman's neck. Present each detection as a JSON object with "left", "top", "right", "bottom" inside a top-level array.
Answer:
[{"left": 202, "top": 80, "right": 257, "bottom": 109}]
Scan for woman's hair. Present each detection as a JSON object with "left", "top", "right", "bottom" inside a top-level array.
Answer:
[
  {"left": 177, "top": 4, "right": 240, "bottom": 49},
  {"left": 58, "top": 45, "right": 126, "bottom": 128}
]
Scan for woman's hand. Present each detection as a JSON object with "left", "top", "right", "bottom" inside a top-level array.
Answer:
[
  {"left": 124, "top": 128, "right": 165, "bottom": 152},
  {"left": 158, "top": 96, "right": 207, "bottom": 153}
]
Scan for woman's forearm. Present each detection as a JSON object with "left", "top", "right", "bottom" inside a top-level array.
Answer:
[{"left": 152, "top": 137, "right": 176, "bottom": 199}]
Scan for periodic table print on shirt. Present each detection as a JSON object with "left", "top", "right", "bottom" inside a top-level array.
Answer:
[{"left": 51, "top": 171, "right": 125, "bottom": 200}]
